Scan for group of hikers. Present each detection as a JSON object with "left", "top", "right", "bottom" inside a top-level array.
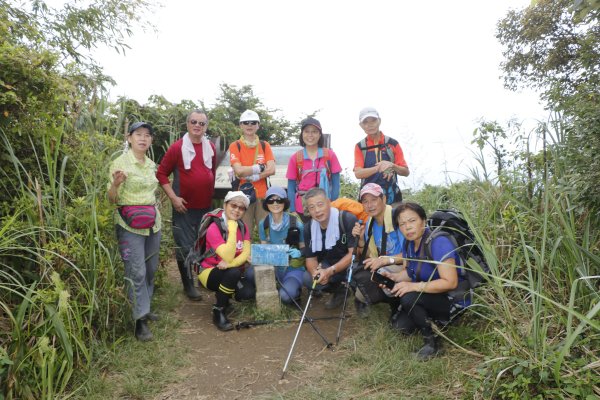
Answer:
[{"left": 108, "top": 107, "right": 469, "bottom": 360}]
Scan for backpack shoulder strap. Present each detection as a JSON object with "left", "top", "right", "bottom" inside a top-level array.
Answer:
[
  {"left": 261, "top": 217, "right": 270, "bottom": 242},
  {"left": 295, "top": 150, "right": 304, "bottom": 181},
  {"left": 322, "top": 148, "right": 332, "bottom": 179},
  {"left": 361, "top": 217, "right": 375, "bottom": 260},
  {"left": 235, "top": 140, "right": 241, "bottom": 153},
  {"left": 383, "top": 136, "right": 396, "bottom": 163},
  {"left": 338, "top": 210, "right": 347, "bottom": 244}
]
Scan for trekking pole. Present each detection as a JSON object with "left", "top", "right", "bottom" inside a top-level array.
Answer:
[
  {"left": 235, "top": 315, "right": 342, "bottom": 330},
  {"left": 335, "top": 220, "right": 362, "bottom": 345},
  {"left": 281, "top": 273, "right": 322, "bottom": 380},
  {"left": 276, "top": 275, "right": 333, "bottom": 349}
]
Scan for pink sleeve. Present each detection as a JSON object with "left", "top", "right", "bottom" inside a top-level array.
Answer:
[
  {"left": 286, "top": 153, "right": 298, "bottom": 180},
  {"left": 328, "top": 150, "right": 343, "bottom": 174},
  {"left": 205, "top": 223, "right": 226, "bottom": 250}
]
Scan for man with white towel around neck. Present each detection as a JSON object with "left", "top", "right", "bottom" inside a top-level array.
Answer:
[
  {"left": 156, "top": 109, "right": 216, "bottom": 301},
  {"left": 303, "top": 187, "right": 358, "bottom": 310}
]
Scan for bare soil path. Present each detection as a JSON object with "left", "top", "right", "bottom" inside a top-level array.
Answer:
[{"left": 155, "top": 263, "right": 357, "bottom": 400}]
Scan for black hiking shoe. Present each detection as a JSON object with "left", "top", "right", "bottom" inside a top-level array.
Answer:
[
  {"left": 415, "top": 335, "right": 441, "bottom": 360},
  {"left": 212, "top": 306, "right": 233, "bottom": 332},
  {"left": 135, "top": 318, "right": 153, "bottom": 342},
  {"left": 324, "top": 285, "right": 345, "bottom": 310},
  {"left": 354, "top": 298, "right": 370, "bottom": 317},
  {"left": 177, "top": 260, "right": 202, "bottom": 301}
]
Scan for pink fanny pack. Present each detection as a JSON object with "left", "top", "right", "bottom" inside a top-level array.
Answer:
[{"left": 118, "top": 205, "right": 156, "bottom": 229}]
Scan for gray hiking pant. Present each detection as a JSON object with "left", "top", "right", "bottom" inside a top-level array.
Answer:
[
  {"left": 172, "top": 208, "right": 209, "bottom": 263},
  {"left": 116, "top": 225, "right": 161, "bottom": 320}
]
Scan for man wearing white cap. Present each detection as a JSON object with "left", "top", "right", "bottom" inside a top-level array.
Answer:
[
  {"left": 354, "top": 107, "right": 409, "bottom": 205},
  {"left": 229, "top": 109, "right": 276, "bottom": 234}
]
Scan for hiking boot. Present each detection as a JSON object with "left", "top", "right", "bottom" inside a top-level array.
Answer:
[
  {"left": 415, "top": 334, "right": 440, "bottom": 360},
  {"left": 354, "top": 298, "right": 370, "bottom": 317},
  {"left": 212, "top": 306, "right": 233, "bottom": 332},
  {"left": 135, "top": 318, "right": 153, "bottom": 342},
  {"left": 324, "top": 285, "right": 345, "bottom": 310},
  {"left": 177, "top": 260, "right": 202, "bottom": 301}
]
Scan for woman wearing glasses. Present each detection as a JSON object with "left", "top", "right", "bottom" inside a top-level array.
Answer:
[
  {"left": 157, "top": 109, "right": 216, "bottom": 302},
  {"left": 198, "top": 191, "right": 251, "bottom": 331},
  {"left": 256, "top": 186, "right": 310, "bottom": 304},
  {"left": 286, "top": 117, "right": 342, "bottom": 222},
  {"left": 228, "top": 109, "right": 276, "bottom": 234}
]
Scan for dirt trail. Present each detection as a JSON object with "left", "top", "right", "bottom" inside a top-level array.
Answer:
[{"left": 156, "top": 263, "right": 357, "bottom": 400}]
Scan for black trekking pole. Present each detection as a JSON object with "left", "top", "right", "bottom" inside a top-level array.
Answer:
[
  {"left": 235, "top": 315, "right": 341, "bottom": 330},
  {"left": 335, "top": 220, "right": 362, "bottom": 345},
  {"left": 276, "top": 274, "right": 334, "bottom": 349},
  {"left": 281, "top": 273, "right": 322, "bottom": 380}
]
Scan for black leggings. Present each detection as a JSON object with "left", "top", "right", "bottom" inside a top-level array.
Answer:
[
  {"left": 393, "top": 291, "right": 451, "bottom": 335},
  {"left": 202, "top": 267, "right": 242, "bottom": 307}
]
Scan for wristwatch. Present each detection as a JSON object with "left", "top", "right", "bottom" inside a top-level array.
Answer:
[{"left": 259, "top": 163, "right": 266, "bottom": 173}]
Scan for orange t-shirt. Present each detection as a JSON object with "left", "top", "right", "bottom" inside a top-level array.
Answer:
[{"left": 229, "top": 140, "right": 275, "bottom": 198}]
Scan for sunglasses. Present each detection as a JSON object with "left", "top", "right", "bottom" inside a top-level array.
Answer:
[
  {"left": 190, "top": 120, "right": 207, "bottom": 126},
  {"left": 266, "top": 198, "right": 285, "bottom": 205},
  {"left": 241, "top": 121, "right": 259, "bottom": 126},
  {"left": 229, "top": 203, "right": 247, "bottom": 212}
]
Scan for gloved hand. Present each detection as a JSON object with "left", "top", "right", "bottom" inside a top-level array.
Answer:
[
  {"left": 287, "top": 248, "right": 302, "bottom": 259},
  {"left": 251, "top": 164, "right": 261, "bottom": 174},
  {"left": 246, "top": 174, "right": 260, "bottom": 182}
]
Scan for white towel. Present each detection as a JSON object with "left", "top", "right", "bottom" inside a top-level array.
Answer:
[
  {"left": 311, "top": 207, "right": 340, "bottom": 252},
  {"left": 182, "top": 133, "right": 214, "bottom": 170}
]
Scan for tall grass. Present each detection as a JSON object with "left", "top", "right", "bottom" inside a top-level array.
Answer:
[
  {"left": 0, "top": 118, "right": 127, "bottom": 399},
  {"left": 410, "top": 118, "right": 600, "bottom": 398}
]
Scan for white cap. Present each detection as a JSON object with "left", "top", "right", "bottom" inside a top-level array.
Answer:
[
  {"left": 359, "top": 107, "right": 380, "bottom": 123},
  {"left": 224, "top": 191, "right": 250, "bottom": 208},
  {"left": 239, "top": 110, "right": 260, "bottom": 123}
]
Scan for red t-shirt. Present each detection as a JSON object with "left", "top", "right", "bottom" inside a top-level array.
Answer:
[
  {"left": 353, "top": 132, "right": 408, "bottom": 169},
  {"left": 156, "top": 138, "right": 217, "bottom": 209}
]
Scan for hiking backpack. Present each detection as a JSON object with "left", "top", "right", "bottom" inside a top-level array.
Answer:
[
  {"left": 184, "top": 208, "right": 246, "bottom": 278},
  {"left": 295, "top": 148, "right": 332, "bottom": 184},
  {"left": 405, "top": 209, "right": 489, "bottom": 303}
]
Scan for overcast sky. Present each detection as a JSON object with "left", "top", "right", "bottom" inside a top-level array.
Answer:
[{"left": 92, "top": 0, "right": 545, "bottom": 190}]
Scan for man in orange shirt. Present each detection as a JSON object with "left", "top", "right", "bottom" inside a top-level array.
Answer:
[
  {"left": 353, "top": 107, "right": 409, "bottom": 205},
  {"left": 229, "top": 110, "right": 276, "bottom": 234}
]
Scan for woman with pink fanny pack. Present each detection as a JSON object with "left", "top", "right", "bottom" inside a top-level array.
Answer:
[{"left": 108, "top": 121, "right": 161, "bottom": 342}]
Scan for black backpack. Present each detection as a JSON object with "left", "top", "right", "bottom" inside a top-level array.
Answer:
[{"left": 407, "top": 209, "right": 489, "bottom": 302}]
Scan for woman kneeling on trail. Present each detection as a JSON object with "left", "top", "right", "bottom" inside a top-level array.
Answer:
[
  {"left": 199, "top": 191, "right": 251, "bottom": 331},
  {"left": 258, "top": 186, "right": 311, "bottom": 304},
  {"left": 379, "top": 202, "right": 462, "bottom": 360}
]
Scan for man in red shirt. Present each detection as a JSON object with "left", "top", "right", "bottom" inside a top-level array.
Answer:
[
  {"left": 157, "top": 109, "right": 217, "bottom": 300},
  {"left": 353, "top": 107, "right": 409, "bottom": 205}
]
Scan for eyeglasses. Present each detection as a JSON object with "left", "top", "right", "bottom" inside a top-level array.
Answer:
[
  {"left": 228, "top": 203, "right": 247, "bottom": 212},
  {"left": 241, "top": 121, "right": 259, "bottom": 126},
  {"left": 190, "top": 120, "right": 207, "bottom": 126},
  {"left": 266, "top": 198, "right": 285, "bottom": 205}
]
